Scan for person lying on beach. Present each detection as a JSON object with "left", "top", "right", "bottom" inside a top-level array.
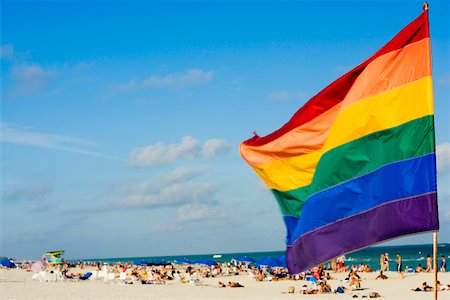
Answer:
[
  {"left": 153, "top": 271, "right": 166, "bottom": 284},
  {"left": 218, "top": 281, "right": 226, "bottom": 288},
  {"left": 65, "top": 272, "right": 82, "bottom": 279},
  {"left": 412, "top": 282, "right": 433, "bottom": 292},
  {"left": 300, "top": 284, "right": 318, "bottom": 294},
  {"left": 375, "top": 271, "right": 388, "bottom": 280},
  {"left": 334, "top": 286, "right": 347, "bottom": 294},
  {"left": 228, "top": 281, "right": 244, "bottom": 287}
]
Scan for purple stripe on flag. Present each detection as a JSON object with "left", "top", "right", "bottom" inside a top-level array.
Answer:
[{"left": 286, "top": 192, "right": 438, "bottom": 274}]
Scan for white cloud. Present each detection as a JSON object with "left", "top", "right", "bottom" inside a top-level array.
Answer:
[
  {"left": 159, "top": 166, "right": 208, "bottom": 184},
  {"left": 1, "top": 122, "right": 118, "bottom": 160},
  {"left": 437, "top": 143, "right": 450, "bottom": 174},
  {"left": 118, "top": 167, "right": 216, "bottom": 208},
  {"left": 267, "top": 90, "right": 307, "bottom": 101},
  {"left": 121, "top": 182, "right": 216, "bottom": 208},
  {"left": 150, "top": 223, "right": 183, "bottom": 233},
  {"left": 10, "top": 63, "right": 54, "bottom": 96},
  {"left": 109, "top": 68, "right": 214, "bottom": 97},
  {"left": 2, "top": 183, "right": 53, "bottom": 202},
  {"left": 130, "top": 136, "right": 229, "bottom": 167},
  {"left": 201, "top": 139, "right": 230, "bottom": 158},
  {"left": 268, "top": 91, "right": 290, "bottom": 101},
  {"left": 144, "top": 68, "right": 214, "bottom": 88},
  {"left": 130, "top": 136, "right": 198, "bottom": 167},
  {"left": 0, "top": 44, "right": 14, "bottom": 59},
  {"left": 442, "top": 208, "right": 450, "bottom": 221},
  {"left": 176, "top": 203, "right": 219, "bottom": 222}
]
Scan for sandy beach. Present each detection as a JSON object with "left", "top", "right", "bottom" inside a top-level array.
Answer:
[{"left": 1, "top": 267, "right": 449, "bottom": 300}]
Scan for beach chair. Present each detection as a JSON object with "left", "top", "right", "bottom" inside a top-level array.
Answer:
[
  {"left": 89, "top": 270, "right": 98, "bottom": 280},
  {"left": 32, "top": 271, "right": 49, "bottom": 282},
  {"left": 105, "top": 272, "right": 115, "bottom": 282},
  {"left": 54, "top": 271, "right": 65, "bottom": 282},
  {"left": 306, "top": 275, "right": 317, "bottom": 284},
  {"left": 264, "top": 273, "right": 273, "bottom": 281},
  {"left": 173, "top": 272, "right": 182, "bottom": 282},
  {"left": 188, "top": 274, "right": 203, "bottom": 286},
  {"left": 79, "top": 272, "right": 93, "bottom": 280},
  {"left": 305, "top": 275, "right": 318, "bottom": 290},
  {"left": 116, "top": 272, "right": 127, "bottom": 284},
  {"left": 64, "top": 271, "right": 93, "bottom": 283}
]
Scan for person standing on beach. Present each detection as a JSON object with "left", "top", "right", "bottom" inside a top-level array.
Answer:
[
  {"left": 426, "top": 254, "right": 433, "bottom": 272},
  {"left": 396, "top": 253, "right": 403, "bottom": 278},
  {"left": 337, "top": 255, "right": 345, "bottom": 272},
  {"left": 380, "top": 254, "right": 386, "bottom": 272},
  {"left": 440, "top": 256, "right": 446, "bottom": 272},
  {"left": 331, "top": 258, "right": 337, "bottom": 272},
  {"left": 385, "top": 253, "right": 390, "bottom": 271}
]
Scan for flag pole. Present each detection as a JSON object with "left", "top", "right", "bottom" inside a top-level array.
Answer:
[
  {"left": 433, "top": 231, "right": 438, "bottom": 300},
  {"left": 422, "top": 2, "right": 437, "bottom": 299}
]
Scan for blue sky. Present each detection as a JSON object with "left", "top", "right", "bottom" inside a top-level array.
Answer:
[{"left": 1, "top": 0, "right": 449, "bottom": 260}]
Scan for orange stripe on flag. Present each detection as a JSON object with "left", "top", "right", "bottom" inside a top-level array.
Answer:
[{"left": 240, "top": 38, "right": 431, "bottom": 166}]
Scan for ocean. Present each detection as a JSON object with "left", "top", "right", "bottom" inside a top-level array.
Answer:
[{"left": 74, "top": 243, "right": 450, "bottom": 271}]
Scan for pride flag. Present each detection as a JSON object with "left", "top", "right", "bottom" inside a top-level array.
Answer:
[{"left": 240, "top": 10, "right": 438, "bottom": 273}]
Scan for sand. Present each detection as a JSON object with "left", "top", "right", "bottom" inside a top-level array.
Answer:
[{"left": 1, "top": 268, "right": 449, "bottom": 300}]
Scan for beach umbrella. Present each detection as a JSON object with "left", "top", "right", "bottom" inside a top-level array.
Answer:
[
  {"left": 0, "top": 259, "right": 16, "bottom": 268},
  {"left": 149, "top": 259, "right": 170, "bottom": 266},
  {"left": 234, "top": 256, "right": 256, "bottom": 263},
  {"left": 193, "top": 259, "right": 217, "bottom": 266},
  {"left": 175, "top": 258, "right": 192, "bottom": 264},
  {"left": 133, "top": 260, "right": 149, "bottom": 266},
  {"left": 31, "top": 260, "right": 46, "bottom": 272},
  {"left": 276, "top": 256, "right": 287, "bottom": 268},
  {"left": 256, "top": 256, "right": 283, "bottom": 268}
]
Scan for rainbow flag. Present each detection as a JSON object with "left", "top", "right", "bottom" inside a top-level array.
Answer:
[{"left": 240, "top": 10, "right": 438, "bottom": 273}]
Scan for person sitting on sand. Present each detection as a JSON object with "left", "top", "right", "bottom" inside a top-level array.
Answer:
[
  {"left": 312, "top": 267, "right": 321, "bottom": 281},
  {"left": 318, "top": 282, "right": 332, "bottom": 294},
  {"left": 256, "top": 270, "right": 265, "bottom": 282},
  {"left": 218, "top": 281, "right": 226, "bottom": 288},
  {"left": 415, "top": 264, "right": 425, "bottom": 273},
  {"left": 154, "top": 271, "right": 166, "bottom": 284},
  {"left": 227, "top": 281, "right": 244, "bottom": 287},
  {"left": 349, "top": 271, "right": 361, "bottom": 289},
  {"left": 323, "top": 272, "right": 332, "bottom": 280},
  {"left": 139, "top": 270, "right": 148, "bottom": 279},
  {"left": 375, "top": 271, "right": 388, "bottom": 280}
]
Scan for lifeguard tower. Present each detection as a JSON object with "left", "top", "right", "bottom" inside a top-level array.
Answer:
[{"left": 44, "top": 250, "right": 65, "bottom": 265}]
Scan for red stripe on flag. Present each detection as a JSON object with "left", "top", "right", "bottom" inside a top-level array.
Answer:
[{"left": 244, "top": 11, "right": 429, "bottom": 147}]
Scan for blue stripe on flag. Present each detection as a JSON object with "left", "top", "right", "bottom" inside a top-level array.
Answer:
[{"left": 286, "top": 153, "right": 436, "bottom": 245}]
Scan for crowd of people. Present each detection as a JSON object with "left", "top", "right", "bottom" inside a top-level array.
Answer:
[{"left": 8, "top": 251, "right": 447, "bottom": 297}]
